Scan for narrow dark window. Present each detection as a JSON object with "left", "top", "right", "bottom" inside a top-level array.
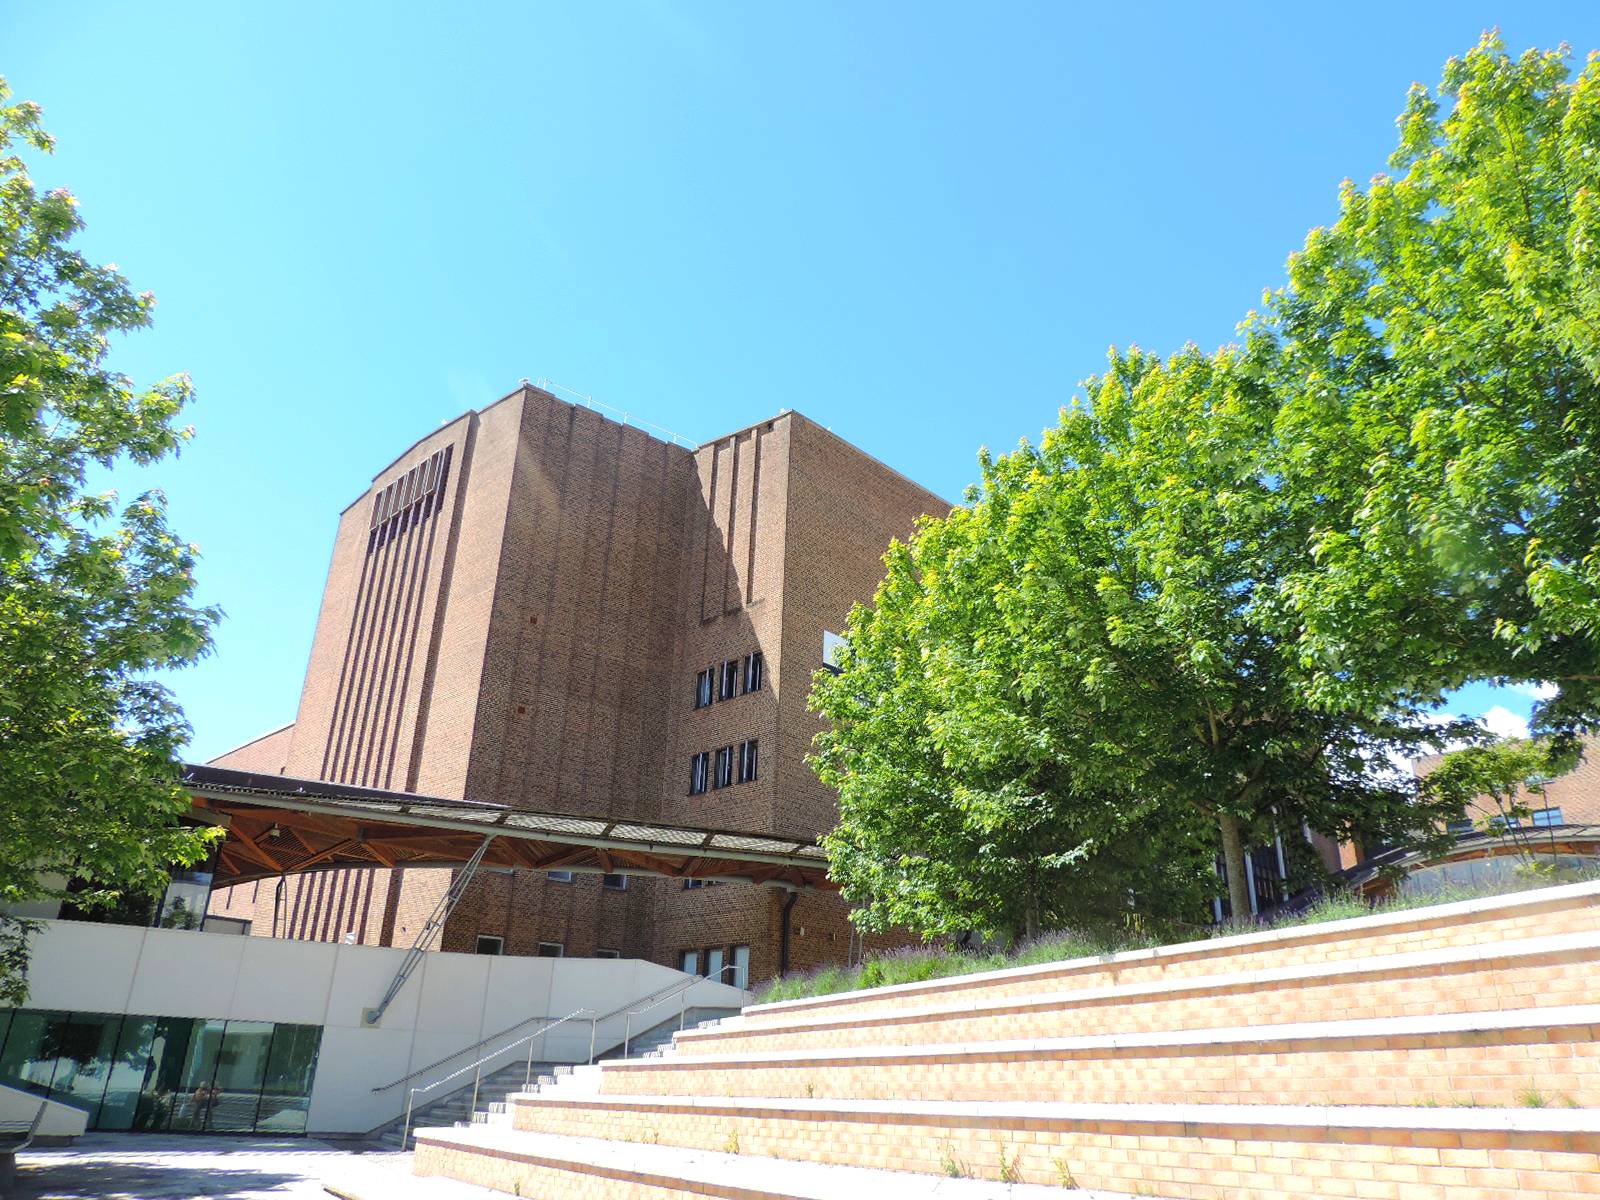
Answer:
[
  {"left": 719, "top": 660, "right": 739, "bottom": 701},
  {"left": 689, "top": 752, "right": 709, "bottom": 795},
  {"left": 713, "top": 745, "right": 733, "bottom": 789},
  {"left": 475, "top": 935, "right": 504, "bottom": 955},
  {"left": 744, "top": 652, "right": 764, "bottom": 693},
  {"left": 737, "top": 739, "right": 759, "bottom": 784},
  {"left": 537, "top": 941, "right": 564, "bottom": 958},
  {"left": 602, "top": 873, "right": 628, "bottom": 891},
  {"left": 594, "top": 948, "right": 621, "bottom": 959},
  {"left": 694, "top": 669, "right": 714, "bottom": 709}
]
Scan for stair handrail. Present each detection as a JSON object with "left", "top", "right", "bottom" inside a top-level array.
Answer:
[
  {"left": 372, "top": 1007, "right": 566, "bottom": 1094},
  {"left": 621, "top": 962, "right": 742, "bottom": 1057},
  {"left": 399, "top": 1006, "right": 595, "bottom": 1150}
]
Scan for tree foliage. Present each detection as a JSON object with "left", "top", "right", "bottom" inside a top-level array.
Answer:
[
  {"left": 1262, "top": 37, "right": 1600, "bottom": 733},
  {"left": 0, "top": 79, "right": 219, "bottom": 999},
  {"left": 812, "top": 34, "right": 1593, "bottom": 940}
]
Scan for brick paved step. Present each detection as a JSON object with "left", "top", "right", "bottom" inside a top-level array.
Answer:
[
  {"left": 674, "top": 929, "right": 1600, "bottom": 1056},
  {"left": 497, "top": 1095, "right": 1600, "bottom": 1199},
  {"left": 596, "top": 1005, "right": 1600, "bottom": 1108},
  {"left": 733, "top": 881, "right": 1600, "bottom": 1029},
  {"left": 409, "top": 1127, "right": 1158, "bottom": 1198}
]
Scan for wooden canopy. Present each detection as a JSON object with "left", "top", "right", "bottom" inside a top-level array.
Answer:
[{"left": 183, "top": 764, "right": 836, "bottom": 892}]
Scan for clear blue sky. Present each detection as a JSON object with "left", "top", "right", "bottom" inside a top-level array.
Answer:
[{"left": 5, "top": 2, "right": 1594, "bottom": 761}]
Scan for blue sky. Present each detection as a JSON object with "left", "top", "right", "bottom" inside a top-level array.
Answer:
[{"left": 5, "top": 3, "right": 1595, "bottom": 761}]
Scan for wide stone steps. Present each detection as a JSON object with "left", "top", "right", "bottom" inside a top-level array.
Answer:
[
  {"left": 406, "top": 881, "right": 1600, "bottom": 1198},
  {"left": 672, "top": 929, "right": 1600, "bottom": 1056},
  {"left": 406, "top": 1127, "right": 1158, "bottom": 1198},
  {"left": 478, "top": 1095, "right": 1600, "bottom": 1199},
  {"left": 733, "top": 881, "right": 1600, "bottom": 1029},
  {"left": 597, "top": 1005, "right": 1600, "bottom": 1108}
]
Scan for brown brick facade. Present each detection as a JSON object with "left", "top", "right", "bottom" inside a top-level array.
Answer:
[{"left": 207, "top": 385, "right": 948, "bottom": 985}]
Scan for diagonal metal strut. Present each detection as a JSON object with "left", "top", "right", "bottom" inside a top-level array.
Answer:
[{"left": 363, "top": 834, "right": 495, "bottom": 1026}]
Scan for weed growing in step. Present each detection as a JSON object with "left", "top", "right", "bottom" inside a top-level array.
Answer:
[
  {"left": 1052, "top": 1158, "right": 1078, "bottom": 1188},
  {"left": 1519, "top": 1086, "right": 1549, "bottom": 1108},
  {"left": 938, "top": 1141, "right": 968, "bottom": 1178},
  {"left": 995, "top": 1141, "right": 1023, "bottom": 1184},
  {"left": 723, "top": 1129, "right": 740, "bottom": 1155}
]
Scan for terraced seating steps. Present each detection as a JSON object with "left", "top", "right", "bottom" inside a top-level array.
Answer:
[{"left": 409, "top": 879, "right": 1600, "bottom": 1199}]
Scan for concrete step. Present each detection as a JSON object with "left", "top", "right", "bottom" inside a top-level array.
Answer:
[
  {"left": 408, "top": 1126, "right": 1166, "bottom": 1198},
  {"left": 729, "top": 880, "right": 1600, "bottom": 1029},
  {"left": 492, "top": 1095, "right": 1600, "bottom": 1198},
  {"left": 602, "top": 1005, "right": 1600, "bottom": 1108},
  {"left": 675, "top": 928, "right": 1600, "bottom": 1057}
]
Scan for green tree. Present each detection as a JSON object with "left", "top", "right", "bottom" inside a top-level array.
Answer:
[
  {"left": 1262, "top": 35, "right": 1600, "bottom": 735},
  {"left": 813, "top": 343, "right": 1463, "bottom": 932},
  {"left": 0, "top": 80, "right": 219, "bottom": 1002}
]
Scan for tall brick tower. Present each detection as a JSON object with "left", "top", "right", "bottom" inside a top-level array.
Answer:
[{"left": 208, "top": 383, "right": 947, "bottom": 984}]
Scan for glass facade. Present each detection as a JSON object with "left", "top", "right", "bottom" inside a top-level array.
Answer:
[{"left": 0, "top": 1009, "right": 321, "bottom": 1135}]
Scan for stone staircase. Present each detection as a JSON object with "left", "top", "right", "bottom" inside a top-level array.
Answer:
[
  {"left": 380, "top": 881, "right": 1600, "bottom": 1198},
  {"left": 369, "top": 1009, "right": 739, "bottom": 1149}
]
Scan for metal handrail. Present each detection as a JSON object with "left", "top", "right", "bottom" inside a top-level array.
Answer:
[
  {"left": 373, "top": 1006, "right": 569, "bottom": 1094},
  {"left": 399, "top": 1007, "right": 595, "bottom": 1150},
  {"left": 621, "top": 963, "right": 742, "bottom": 1058},
  {"left": 382, "top": 965, "right": 751, "bottom": 1145}
]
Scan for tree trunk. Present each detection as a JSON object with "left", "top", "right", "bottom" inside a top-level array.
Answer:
[
  {"left": 1023, "top": 888, "right": 1040, "bottom": 943},
  {"left": 1218, "top": 811, "right": 1251, "bottom": 921}
]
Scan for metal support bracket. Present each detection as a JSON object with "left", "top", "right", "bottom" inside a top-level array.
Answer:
[{"left": 363, "top": 834, "right": 495, "bottom": 1026}]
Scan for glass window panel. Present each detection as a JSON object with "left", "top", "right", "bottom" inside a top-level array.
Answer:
[
  {"left": 255, "top": 1025, "right": 321, "bottom": 1134},
  {"left": 0, "top": 1010, "right": 65, "bottom": 1096},
  {"left": 705, "top": 946, "right": 725, "bottom": 981},
  {"left": 731, "top": 945, "right": 751, "bottom": 990},
  {"left": 131, "top": 1017, "right": 194, "bottom": 1132},
  {"left": 206, "top": 1021, "right": 274, "bottom": 1132},
  {"left": 167, "top": 1018, "right": 226, "bottom": 1131},
  {"left": 97, "top": 1017, "right": 158, "bottom": 1132},
  {"left": 46, "top": 1012, "right": 124, "bottom": 1127}
]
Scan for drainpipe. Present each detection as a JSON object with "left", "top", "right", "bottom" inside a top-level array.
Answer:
[{"left": 778, "top": 890, "right": 800, "bottom": 976}]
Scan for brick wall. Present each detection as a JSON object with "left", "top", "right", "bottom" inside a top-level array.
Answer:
[{"left": 206, "top": 389, "right": 950, "bottom": 979}]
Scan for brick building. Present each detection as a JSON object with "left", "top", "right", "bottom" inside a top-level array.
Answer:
[{"left": 207, "top": 383, "right": 947, "bottom": 986}]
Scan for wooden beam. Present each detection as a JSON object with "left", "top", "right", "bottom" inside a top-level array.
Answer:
[
  {"left": 226, "top": 826, "right": 284, "bottom": 872},
  {"left": 295, "top": 838, "right": 360, "bottom": 870}
]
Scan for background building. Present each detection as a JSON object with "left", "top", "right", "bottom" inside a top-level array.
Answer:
[{"left": 208, "top": 383, "right": 948, "bottom": 985}]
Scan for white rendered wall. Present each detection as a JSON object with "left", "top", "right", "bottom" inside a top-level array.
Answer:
[{"left": 16, "top": 919, "right": 746, "bottom": 1133}]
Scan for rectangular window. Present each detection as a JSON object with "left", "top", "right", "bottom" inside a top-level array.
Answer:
[
  {"left": 731, "top": 944, "right": 751, "bottom": 990},
  {"left": 713, "top": 745, "right": 734, "bottom": 789},
  {"left": 689, "top": 751, "right": 709, "bottom": 795},
  {"left": 594, "top": 948, "right": 621, "bottom": 959},
  {"left": 737, "top": 739, "right": 759, "bottom": 784},
  {"left": 744, "top": 652, "right": 764, "bottom": 693},
  {"left": 694, "top": 668, "right": 714, "bottom": 709},
  {"left": 547, "top": 870, "right": 574, "bottom": 883},
  {"left": 602, "top": 873, "right": 628, "bottom": 891},
  {"left": 705, "top": 945, "right": 726, "bottom": 981},
  {"left": 679, "top": 949, "right": 700, "bottom": 975},
  {"left": 475, "top": 935, "right": 504, "bottom": 955},
  {"left": 1446, "top": 818, "right": 1474, "bottom": 835},
  {"left": 1531, "top": 807, "right": 1565, "bottom": 827},
  {"left": 719, "top": 659, "right": 739, "bottom": 700},
  {"left": 536, "top": 942, "right": 564, "bottom": 958},
  {"left": 682, "top": 878, "right": 717, "bottom": 890},
  {"left": 823, "top": 630, "right": 846, "bottom": 672}
]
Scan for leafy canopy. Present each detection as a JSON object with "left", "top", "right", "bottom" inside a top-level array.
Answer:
[
  {"left": 812, "top": 33, "right": 1591, "bottom": 940},
  {"left": 0, "top": 79, "right": 219, "bottom": 1002}
]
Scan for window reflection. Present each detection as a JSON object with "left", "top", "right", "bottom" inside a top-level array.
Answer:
[{"left": 0, "top": 1009, "right": 321, "bottom": 1135}]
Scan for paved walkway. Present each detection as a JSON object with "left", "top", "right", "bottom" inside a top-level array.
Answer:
[{"left": 14, "top": 1134, "right": 415, "bottom": 1200}]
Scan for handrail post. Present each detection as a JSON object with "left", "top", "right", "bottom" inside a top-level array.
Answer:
[
  {"left": 402, "top": 1087, "right": 415, "bottom": 1150},
  {"left": 524, "top": 1032, "right": 535, "bottom": 1092},
  {"left": 588, "top": 1015, "right": 598, "bottom": 1065},
  {"left": 470, "top": 1059, "right": 482, "bottom": 1119},
  {"left": 680, "top": 981, "right": 688, "bottom": 1030},
  {"left": 623, "top": 1011, "right": 633, "bottom": 1059}
]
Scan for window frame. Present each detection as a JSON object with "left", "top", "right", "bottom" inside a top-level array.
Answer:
[
  {"left": 546, "top": 869, "right": 574, "bottom": 883},
  {"left": 602, "top": 873, "right": 628, "bottom": 891},
  {"left": 713, "top": 745, "right": 734, "bottom": 789},
  {"left": 689, "top": 751, "right": 709, "bottom": 795},
  {"left": 536, "top": 941, "right": 564, "bottom": 958},
  {"left": 737, "top": 739, "right": 759, "bottom": 784},
  {"left": 719, "top": 659, "right": 740, "bottom": 701},
  {"left": 1531, "top": 806, "right": 1565, "bottom": 827},
  {"left": 694, "top": 668, "right": 714, "bottom": 709},
  {"left": 474, "top": 934, "right": 505, "bottom": 956},
  {"left": 744, "top": 652, "right": 764, "bottom": 693}
]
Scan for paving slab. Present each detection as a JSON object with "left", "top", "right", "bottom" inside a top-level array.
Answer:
[{"left": 13, "top": 1133, "right": 411, "bottom": 1199}]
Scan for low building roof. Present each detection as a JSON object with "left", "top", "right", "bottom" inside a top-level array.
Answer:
[{"left": 184, "top": 763, "right": 835, "bottom": 892}]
